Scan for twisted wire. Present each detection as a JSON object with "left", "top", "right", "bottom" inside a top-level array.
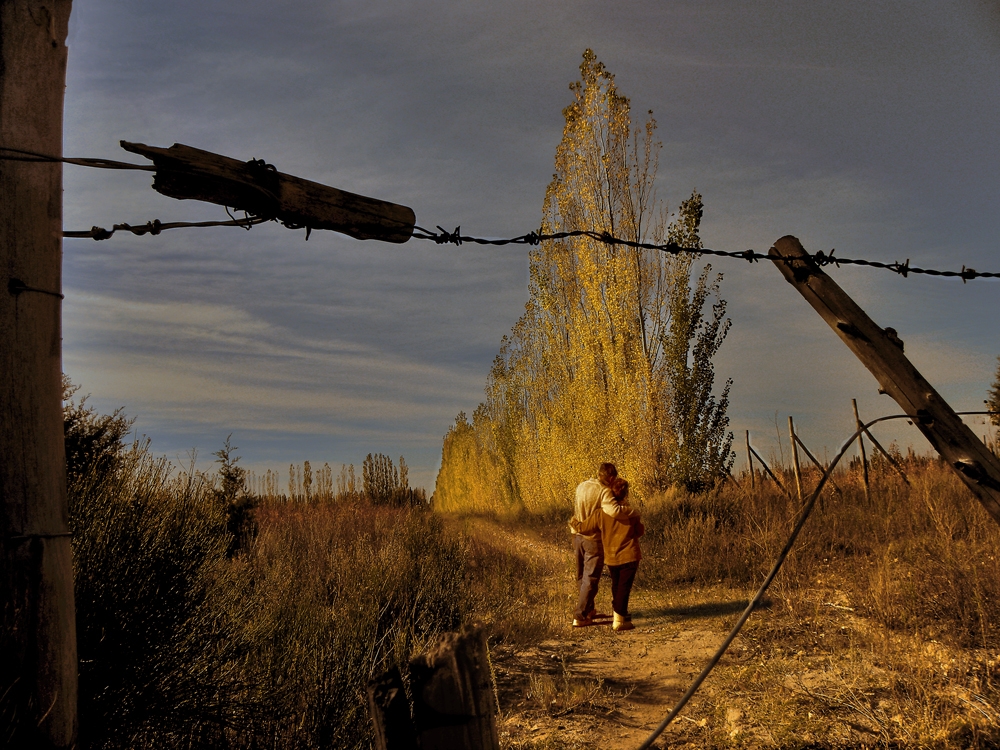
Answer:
[
  {"left": 413, "top": 226, "right": 999, "bottom": 283},
  {"left": 0, "top": 146, "right": 154, "bottom": 171},
  {"left": 62, "top": 216, "right": 269, "bottom": 241},
  {"left": 636, "top": 410, "right": 999, "bottom": 748}
]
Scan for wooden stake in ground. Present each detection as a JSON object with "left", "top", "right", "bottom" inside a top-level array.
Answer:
[
  {"left": 0, "top": 1, "right": 77, "bottom": 747},
  {"left": 788, "top": 416, "right": 803, "bottom": 501},
  {"left": 745, "top": 430, "right": 755, "bottom": 489},
  {"left": 368, "top": 624, "right": 499, "bottom": 750},
  {"left": 852, "top": 399, "right": 871, "bottom": 503},
  {"left": 770, "top": 235, "right": 1000, "bottom": 525},
  {"left": 854, "top": 401, "right": 910, "bottom": 485}
]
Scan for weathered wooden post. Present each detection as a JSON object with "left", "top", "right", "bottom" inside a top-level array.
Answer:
[
  {"left": 770, "top": 235, "right": 1000, "bottom": 525},
  {"left": 367, "top": 625, "right": 499, "bottom": 750},
  {"left": 0, "top": 1, "right": 77, "bottom": 747},
  {"left": 788, "top": 416, "right": 803, "bottom": 501},
  {"left": 745, "top": 430, "right": 755, "bottom": 489},
  {"left": 854, "top": 401, "right": 910, "bottom": 484},
  {"left": 851, "top": 399, "right": 871, "bottom": 502},
  {"left": 119, "top": 141, "right": 416, "bottom": 243},
  {"left": 793, "top": 430, "right": 843, "bottom": 502}
]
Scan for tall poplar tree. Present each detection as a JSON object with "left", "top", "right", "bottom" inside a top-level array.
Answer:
[{"left": 435, "top": 51, "right": 733, "bottom": 513}]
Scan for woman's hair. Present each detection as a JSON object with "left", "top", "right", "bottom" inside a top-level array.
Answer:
[
  {"left": 611, "top": 477, "right": 629, "bottom": 501},
  {"left": 597, "top": 462, "right": 618, "bottom": 487}
]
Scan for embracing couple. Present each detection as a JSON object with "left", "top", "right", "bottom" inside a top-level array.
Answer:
[{"left": 569, "top": 462, "right": 645, "bottom": 632}]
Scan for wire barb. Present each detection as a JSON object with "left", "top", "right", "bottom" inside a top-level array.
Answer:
[
  {"left": 408, "top": 227, "right": 1000, "bottom": 282},
  {"left": 63, "top": 216, "right": 268, "bottom": 240}
]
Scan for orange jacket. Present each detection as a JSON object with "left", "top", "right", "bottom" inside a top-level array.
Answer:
[{"left": 572, "top": 506, "right": 644, "bottom": 566}]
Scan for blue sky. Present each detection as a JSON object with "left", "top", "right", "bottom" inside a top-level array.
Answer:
[{"left": 61, "top": 1, "right": 1000, "bottom": 489}]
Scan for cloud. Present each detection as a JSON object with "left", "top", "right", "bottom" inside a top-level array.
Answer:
[{"left": 58, "top": 1, "right": 1000, "bottom": 490}]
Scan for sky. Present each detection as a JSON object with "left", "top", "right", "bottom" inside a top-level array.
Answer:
[{"left": 61, "top": 1, "right": 1000, "bottom": 491}]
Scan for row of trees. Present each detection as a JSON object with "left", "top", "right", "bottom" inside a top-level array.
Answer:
[
  {"left": 435, "top": 51, "right": 734, "bottom": 514},
  {"left": 244, "top": 454, "right": 425, "bottom": 505}
]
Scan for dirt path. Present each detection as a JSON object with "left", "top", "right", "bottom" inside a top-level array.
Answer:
[{"left": 458, "top": 517, "right": 750, "bottom": 749}]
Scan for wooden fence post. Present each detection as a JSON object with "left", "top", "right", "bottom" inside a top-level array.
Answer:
[
  {"left": 793, "top": 431, "right": 843, "bottom": 499},
  {"left": 745, "top": 430, "right": 755, "bottom": 489},
  {"left": 788, "top": 416, "right": 803, "bottom": 501},
  {"left": 368, "top": 625, "right": 499, "bottom": 750},
  {"left": 120, "top": 141, "right": 416, "bottom": 243},
  {"left": 367, "top": 666, "right": 418, "bottom": 750},
  {"left": 0, "top": 1, "right": 77, "bottom": 747},
  {"left": 855, "top": 403, "right": 910, "bottom": 485},
  {"left": 852, "top": 399, "right": 871, "bottom": 503},
  {"left": 770, "top": 235, "right": 1000, "bottom": 525}
]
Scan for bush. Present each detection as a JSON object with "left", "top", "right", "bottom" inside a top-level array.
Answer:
[{"left": 64, "top": 392, "right": 543, "bottom": 748}]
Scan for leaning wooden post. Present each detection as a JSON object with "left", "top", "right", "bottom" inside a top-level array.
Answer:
[
  {"left": 852, "top": 399, "right": 871, "bottom": 503},
  {"left": 745, "top": 430, "right": 755, "bottom": 489},
  {"left": 788, "top": 416, "right": 803, "bottom": 501},
  {"left": 0, "top": 1, "right": 77, "bottom": 747},
  {"left": 769, "top": 236, "right": 1000, "bottom": 525}
]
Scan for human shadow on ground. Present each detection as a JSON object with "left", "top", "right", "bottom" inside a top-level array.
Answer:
[{"left": 641, "top": 598, "right": 772, "bottom": 621}]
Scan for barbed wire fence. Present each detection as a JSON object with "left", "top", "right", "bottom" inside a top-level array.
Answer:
[
  {"left": 8, "top": 145, "right": 1000, "bottom": 746},
  {"left": 3, "top": 146, "right": 999, "bottom": 282},
  {"left": 636, "top": 409, "right": 998, "bottom": 749}
]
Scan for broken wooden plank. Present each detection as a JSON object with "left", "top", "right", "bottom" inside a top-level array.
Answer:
[
  {"left": 769, "top": 235, "right": 1000, "bottom": 524},
  {"left": 120, "top": 141, "right": 415, "bottom": 243}
]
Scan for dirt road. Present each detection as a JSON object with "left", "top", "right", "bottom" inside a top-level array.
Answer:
[{"left": 461, "top": 517, "right": 751, "bottom": 749}]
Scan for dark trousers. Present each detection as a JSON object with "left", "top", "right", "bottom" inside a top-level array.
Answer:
[
  {"left": 574, "top": 534, "right": 603, "bottom": 619},
  {"left": 608, "top": 560, "right": 639, "bottom": 618}
]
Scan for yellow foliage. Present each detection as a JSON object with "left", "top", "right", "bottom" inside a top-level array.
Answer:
[{"left": 435, "top": 51, "right": 733, "bottom": 516}]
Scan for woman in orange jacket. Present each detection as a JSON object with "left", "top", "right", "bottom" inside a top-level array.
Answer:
[{"left": 569, "top": 477, "right": 644, "bottom": 631}]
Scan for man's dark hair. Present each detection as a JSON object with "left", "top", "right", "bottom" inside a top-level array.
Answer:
[{"left": 597, "top": 462, "right": 618, "bottom": 487}]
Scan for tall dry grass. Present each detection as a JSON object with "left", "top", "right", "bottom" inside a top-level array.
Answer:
[
  {"left": 637, "top": 458, "right": 1000, "bottom": 648},
  {"left": 66, "top": 406, "right": 550, "bottom": 749}
]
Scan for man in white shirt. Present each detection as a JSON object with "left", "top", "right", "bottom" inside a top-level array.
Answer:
[{"left": 571, "top": 462, "right": 618, "bottom": 627}]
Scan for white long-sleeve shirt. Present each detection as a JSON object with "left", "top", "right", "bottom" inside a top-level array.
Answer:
[{"left": 572, "top": 478, "right": 636, "bottom": 540}]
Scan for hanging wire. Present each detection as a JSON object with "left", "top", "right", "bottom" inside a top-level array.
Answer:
[{"left": 636, "top": 410, "right": 998, "bottom": 749}]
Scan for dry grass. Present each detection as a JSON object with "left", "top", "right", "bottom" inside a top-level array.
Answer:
[
  {"left": 68, "top": 439, "right": 555, "bottom": 749},
  {"left": 63, "top": 387, "right": 1000, "bottom": 748},
  {"left": 473, "top": 457, "right": 1000, "bottom": 748},
  {"left": 626, "top": 459, "right": 1000, "bottom": 748}
]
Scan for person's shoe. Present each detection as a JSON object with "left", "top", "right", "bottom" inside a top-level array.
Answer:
[
  {"left": 572, "top": 615, "right": 594, "bottom": 627},
  {"left": 612, "top": 612, "right": 634, "bottom": 631}
]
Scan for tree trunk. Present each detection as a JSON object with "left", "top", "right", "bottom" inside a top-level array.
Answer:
[{"left": 0, "top": 1, "right": 77, "bottom": 747}]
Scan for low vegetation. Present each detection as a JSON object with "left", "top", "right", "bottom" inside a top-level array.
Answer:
[
  {"left": 65, "top": 378, "right": 1000, "bottom": 748},
  {"left": 64, "top": 390, "right": 550, "bottom": 749},
  {"left": 494, "top": 454, "right": 1000, "bottom": 748}
]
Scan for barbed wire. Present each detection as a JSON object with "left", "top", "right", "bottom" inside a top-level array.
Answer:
[
  {"left": 413, "top": 225, "right": 1000, "bottom": 283},
  {"left": 4, "top": 148, "right": 996, "bottom": 281},
  {"left": 62, "top": 216, "right": 269, "bottom": 241},
  {"left": 0, "top": 146, "right": 155, "bottom": 171}
]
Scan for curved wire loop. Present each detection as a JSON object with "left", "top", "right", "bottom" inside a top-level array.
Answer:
[{"left": 637, "top": 410, "right": 997, "bottom": 749}]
